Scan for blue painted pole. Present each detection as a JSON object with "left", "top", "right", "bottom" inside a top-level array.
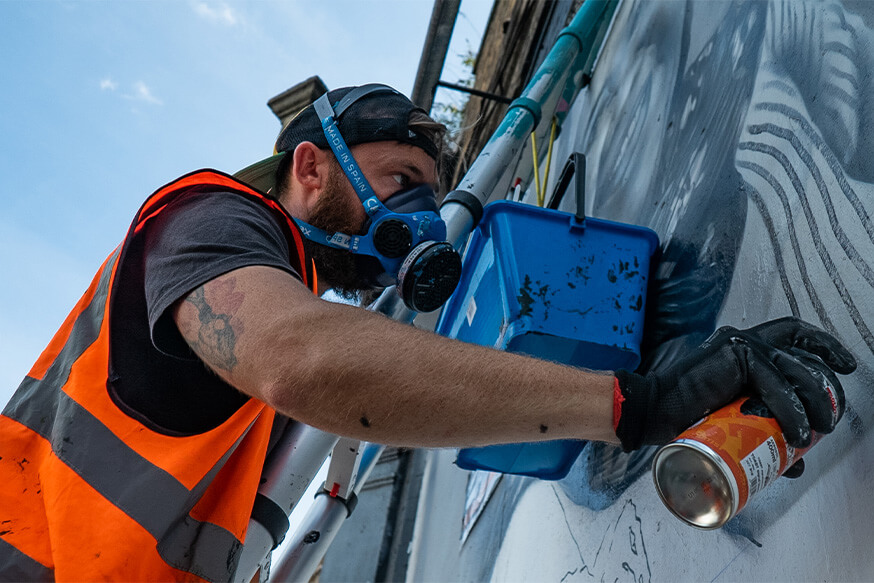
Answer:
[
  {"left": 379, "top": 0, "right": 619, "bottom": 323},
  {"left": 446, "top": 0, "right": 618, "bottom": 236}
]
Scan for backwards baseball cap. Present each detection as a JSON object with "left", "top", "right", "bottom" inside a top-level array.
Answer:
[{"left": 235, "top": 84, "right": 439, "bottom": 194}]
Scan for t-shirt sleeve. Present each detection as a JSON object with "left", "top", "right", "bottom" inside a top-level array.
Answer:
[{"left": 144, "top": 191, "right": 302, "bottom": 358}]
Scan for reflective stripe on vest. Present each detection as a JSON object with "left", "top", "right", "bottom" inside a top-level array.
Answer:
[
  {"left": 0, "top": 538, "right": 53, "bottom": 583},
  {"left": 0, "top": 170, "right": 314, "bottom": 581}
]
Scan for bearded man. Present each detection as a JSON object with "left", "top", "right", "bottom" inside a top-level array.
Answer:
[{"left": 0, "top": 85, "right": 855, "bottom": 581}]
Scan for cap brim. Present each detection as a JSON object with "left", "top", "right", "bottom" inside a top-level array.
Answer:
[{"left": 234, "top": 152, "right": 286, "bottom": 194}]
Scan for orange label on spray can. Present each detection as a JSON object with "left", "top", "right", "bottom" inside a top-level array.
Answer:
[
  {"left": 654, "top": 355, "right": 841, "bottom": 528},
  {"left": 677, "top": 398, "right": 814, "bottom": 508}
]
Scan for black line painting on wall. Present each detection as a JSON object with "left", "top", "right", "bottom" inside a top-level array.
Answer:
[{"left": 457, "top": 3, "right": 874, "bottom": 579}]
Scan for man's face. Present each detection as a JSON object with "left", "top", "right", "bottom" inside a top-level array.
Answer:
[{"left": 306, "top": 140, "right": 438, "bottom": 298}]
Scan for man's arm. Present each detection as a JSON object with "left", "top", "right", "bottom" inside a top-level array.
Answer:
[
  {"left": 173, "top": 265, "right": 619, "bottom": 448},
  {"left": 174, "top": 265, "right": 857, "bottom": 451}
]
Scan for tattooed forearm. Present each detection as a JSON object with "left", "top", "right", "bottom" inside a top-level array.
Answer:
[{"left": 184, "top": 286, "right": 239, "bottom": 372}]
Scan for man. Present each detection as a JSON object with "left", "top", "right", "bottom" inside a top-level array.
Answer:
[{"left": 0, "top": 84, "right": 857, "bottom": 581}]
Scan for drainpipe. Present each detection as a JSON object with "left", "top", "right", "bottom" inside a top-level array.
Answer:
[
  {"left": 442, "top": 0, "right": 618, "bottom": 240},
  {"left": 411, "top": 0, "right": 463, "bottom": 112}
]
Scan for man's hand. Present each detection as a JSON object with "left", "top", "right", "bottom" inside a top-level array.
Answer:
[{"left": 613, "top": 317, "right": 857, "bottom": 452}]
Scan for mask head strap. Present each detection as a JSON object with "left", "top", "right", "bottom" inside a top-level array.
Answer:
[
  {"left": 313, "top": 91, "right": 391, "bottom": 217},
  {"left": 332, "top": 84, "right": 401, "bottom": 118}
]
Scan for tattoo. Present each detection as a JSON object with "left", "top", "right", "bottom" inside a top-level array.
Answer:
[
  {"left": 360, "top": 416, "right": 371, "bottom": 428},
  {"left": 540, "top": 424, "right": 549, "bottom": 434},
  {"left": 184, "top": 285, "right": 241, "bottom": 372}
]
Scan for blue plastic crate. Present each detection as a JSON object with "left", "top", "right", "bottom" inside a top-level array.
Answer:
[{"left": 437, "top": 200, "right": 659, "bottom": 479}]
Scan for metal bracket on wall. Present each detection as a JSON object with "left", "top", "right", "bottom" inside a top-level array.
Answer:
[{"left": 435, "top": 80, "right": 514, "bottom": 105}]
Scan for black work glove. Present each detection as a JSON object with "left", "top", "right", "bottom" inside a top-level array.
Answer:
[{"left": 613, "top": 317, "right": 857, "bottom": 452}]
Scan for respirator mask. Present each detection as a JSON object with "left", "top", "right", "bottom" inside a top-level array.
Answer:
[{"left": 292, "top": 87, "right": 462, "bottom": 313}]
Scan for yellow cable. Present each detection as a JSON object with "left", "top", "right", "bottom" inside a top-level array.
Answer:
[
  {"left": 530, "top": 117, "right": 559, "bottom": 207},
  {"left": 540, "top": 117, "right": 557, "bottom": 208},
  {"left": 530, "top": 131, "right": 542, "bottom": 205}
]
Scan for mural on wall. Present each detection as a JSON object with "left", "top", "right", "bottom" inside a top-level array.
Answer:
[
  {"left": 415, "top": 0, "right": 874, "bottom": 580},
  {"left": 555, "top": 0, "right": 874, "bottom": 514}
]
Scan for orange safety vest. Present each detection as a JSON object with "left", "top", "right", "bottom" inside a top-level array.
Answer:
[{"left": 0, "top": 170, "right": 316, "bottom": 581}]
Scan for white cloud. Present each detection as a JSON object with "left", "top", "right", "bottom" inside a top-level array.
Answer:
[
  {"left": 102, "top": 78, "right": 163, "bottom": 106},
  {"left": 125, "top": 81, "right": 163, "bottom": 105},
  {"left": 192, "top": 1, "right": 237, "bottom": 26}
]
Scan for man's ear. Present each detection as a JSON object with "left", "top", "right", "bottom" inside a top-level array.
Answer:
[{"left": 290, "top": 142, "right": 329, "bottom": 215}]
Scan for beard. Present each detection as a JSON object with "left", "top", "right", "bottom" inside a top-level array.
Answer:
[{"left": 305, "top": 165, "right": 385, "bottom": 301}]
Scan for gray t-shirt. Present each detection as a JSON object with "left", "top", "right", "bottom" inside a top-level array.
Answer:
[{"left": 108, "top": 188, "right": 302, "bottom": 435}]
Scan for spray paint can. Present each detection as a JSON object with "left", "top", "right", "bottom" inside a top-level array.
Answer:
[{"left": 651, "top": 355, "right": 842, "bottom": 529}]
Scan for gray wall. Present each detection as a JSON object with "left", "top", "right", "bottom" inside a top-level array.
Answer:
[{"left": 408, "top": 1, "right": 874, "bottom": 580}]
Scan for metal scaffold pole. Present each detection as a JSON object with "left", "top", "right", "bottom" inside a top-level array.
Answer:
[
  {"left": 234, "top": 424, "right": 339, "bottom": 581},
  {"left": 268, "top": 443, "right": 385, "bottom": 581}
]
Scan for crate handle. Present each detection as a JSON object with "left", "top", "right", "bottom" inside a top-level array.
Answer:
[{"left": 547, "top": 152, "right": 586, "bottom": 223}]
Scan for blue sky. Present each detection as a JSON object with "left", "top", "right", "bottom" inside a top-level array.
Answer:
[{"left": 0, "top": 0, "right": 491, "bottom": 404}]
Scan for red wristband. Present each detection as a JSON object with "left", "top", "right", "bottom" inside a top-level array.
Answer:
[{"left": 613, "top": 376, "right": 624, "bottom": 432}]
